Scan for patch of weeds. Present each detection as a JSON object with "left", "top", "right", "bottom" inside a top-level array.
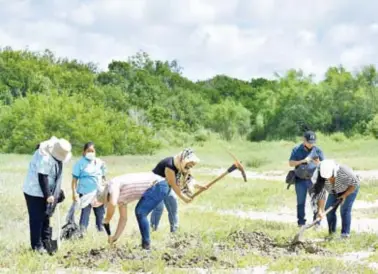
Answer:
[
  {"left": 269, "top": 256, "right": 376, "bottom": 274},
  {"left": 367, "top": 250, "right": 378, "bottom": 263},
  {"left": 319, "top": 232, "right": 378, "bottom": 253},
  {"left": 246, "top": 157, "right": 269, "bottom": 168}
]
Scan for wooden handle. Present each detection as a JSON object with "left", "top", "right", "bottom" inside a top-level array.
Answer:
[{"left": 191, "top": 165, "right": 236, "bottom": 198}]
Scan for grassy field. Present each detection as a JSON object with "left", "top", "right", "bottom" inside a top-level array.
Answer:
[{"left": 1, "top": 135, "right": 378, "bottom": 273}]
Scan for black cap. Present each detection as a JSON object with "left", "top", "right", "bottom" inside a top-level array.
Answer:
[{"left": 304, "top": 131, "right": 316, "bottom": 144}]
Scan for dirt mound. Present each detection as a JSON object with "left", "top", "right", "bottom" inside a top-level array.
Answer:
[
  {"left": 162, "top": 252, "right": 234, "bottom": 268},
  {"left": 167, "top": 233, "right": 199, "bottom": 249},
  {"left": 164, "top": 233, "right": 235, "bottom": 268},
  {"left": 62, "top": 246, "right": 150, "bottom": 268},
  {"left": 60, "top": 231, "right": 331, "bottom": 270},
  {"left": 219, "top": 230, "right": 331, "bottom": 257}
]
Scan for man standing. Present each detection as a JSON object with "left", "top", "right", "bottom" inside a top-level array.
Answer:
[{"left": 289, "top": 131, "right": 325, "bottom": 227}]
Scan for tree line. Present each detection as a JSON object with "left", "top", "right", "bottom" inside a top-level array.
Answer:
[{"left": 0, "top": 47, "right": 378, "bottom": 155}]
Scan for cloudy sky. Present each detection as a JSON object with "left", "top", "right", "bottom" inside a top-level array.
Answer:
[{"left": 1, "top": 0, "right": 377, "bottom": 81}]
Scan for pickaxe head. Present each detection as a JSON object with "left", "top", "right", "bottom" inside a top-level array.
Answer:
[{"left": 227, "top": 151, "right": 247, "bottom": 182}]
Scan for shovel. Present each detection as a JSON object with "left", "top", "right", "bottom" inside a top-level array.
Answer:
[
  {"left": 44, "top": 204, "right": 61, "bottom": 255},
  {"left": 292, "top": 199, "right": 341, "bottom": 244}
]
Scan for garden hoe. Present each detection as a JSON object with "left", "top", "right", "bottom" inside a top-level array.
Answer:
[
  {"left": 292, "top": 199, "right": 342, "bottom": 244},
  {"left": 192, "top": 151, "right": 247, "bottom": 198}
]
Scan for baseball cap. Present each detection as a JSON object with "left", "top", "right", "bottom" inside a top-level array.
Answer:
[{"left": 304, "top": 131, "right": 316, "bottom": 144}]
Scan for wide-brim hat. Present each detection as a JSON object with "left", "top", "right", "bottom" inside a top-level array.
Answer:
[{"left": 39, "top": 136, "right": 72, "bottom": 163}]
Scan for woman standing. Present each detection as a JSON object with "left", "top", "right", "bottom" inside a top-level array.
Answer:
[
  {"left": 311, "top": 159, "right": 360, "bottom": 239},
  {"left": 72, "top": 142, "right": 107, "bottom": 232},
  {"left": 135, "top": 148, "right": 205, "bottom": 250},
  {"left": 23, "top": 136, "right": 72, "bottom": 253},
  {"left": 150, "top": 173, "right": 202, "bottom": 233}
]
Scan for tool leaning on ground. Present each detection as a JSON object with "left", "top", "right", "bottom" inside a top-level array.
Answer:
[
  {"left": 44, "top": 204, "right": 61, "bottom": 255},
  {"left": 292, "top": 199, "right": 342, "bottom": 244},
  {"left": 191, "top": 151, "right": 247, "bottom": 198}
]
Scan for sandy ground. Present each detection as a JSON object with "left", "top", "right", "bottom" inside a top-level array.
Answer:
[
  {"left": 197, "top": 167, "right": 378, "bottom": 182},
  {"left": 197, "top": 167, "right": 378, "bottom": 234}
]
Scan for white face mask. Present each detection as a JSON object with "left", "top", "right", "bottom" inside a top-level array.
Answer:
[{"left": 85, "top": 152, "right": 96, "bottom": 161}]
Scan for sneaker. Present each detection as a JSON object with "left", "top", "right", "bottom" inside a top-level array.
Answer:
[
  {"left": 340, "top": 233, "right": 350, "bottom": 239},
  {"left": 142, "top": 242, "right": 151, "bottom": 250},
  {"left": 34, "top": 247, "right": 47, "bottom": 255}
]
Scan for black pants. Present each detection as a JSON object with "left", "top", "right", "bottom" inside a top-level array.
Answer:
[{"left": 24, "top": 193, "right": 51, "bottom": 250}]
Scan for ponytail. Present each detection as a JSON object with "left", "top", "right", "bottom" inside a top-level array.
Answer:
[{"left": 314, "top": 168, "right": 325, "bottom": 195}]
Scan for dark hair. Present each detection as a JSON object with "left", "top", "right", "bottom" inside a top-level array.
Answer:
[
  {"left": 35, "top": 144, "right": 40, "bottom": 150},
  {"left": 313, "top": 169, "right": 325, "bottom": 195},
  {"left": 83, "top": 142, "right": 95, "bottom": 152}
]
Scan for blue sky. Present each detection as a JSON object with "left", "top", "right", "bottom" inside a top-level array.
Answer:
[{"left": 1, "top": 0, "right": 378, "bottom": 81}]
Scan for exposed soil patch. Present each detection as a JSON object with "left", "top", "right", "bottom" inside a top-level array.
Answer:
[
  {"left": 60, "top": 231, "right": 331, "bottom": 270},
  {"left": 163, "top": 233, "right": 235, "bottom": 268},
  {"left": 161, "top": 252, "right": 234, "bottom": 269},
  {"left": 61, "top": 246, "right": 150, "bottom": 268},
  {"left": 217, "top": 230, "right": 331, "bottom": 258}
]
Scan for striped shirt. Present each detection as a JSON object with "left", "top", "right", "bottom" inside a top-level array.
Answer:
[
  {"left": 311, "top": 164, "right": 360, "bottom": 204},
  {"left": 108, "top": 172, "right": 159, "bottom": 205}
]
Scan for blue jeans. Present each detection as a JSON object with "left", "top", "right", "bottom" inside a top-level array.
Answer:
[
  {"left": 325, "top": 186, "right": 359, "bottom": 235},
  {"left": 295, "top": 179, "right": 317, "bottom": 225},
  {"left": 150, "top": 190, "right": 178, "bottom": 232},
  {"left": 79, "top": 194, "right": 105, "bottom": 232},
  {"left": 135, "top": 180, "right": 171, "bottom": 246}
]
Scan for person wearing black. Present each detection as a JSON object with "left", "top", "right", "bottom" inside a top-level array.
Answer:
[
  {"left": 135, "top": 148, "right": 206, "bottom": 249},
  {"left": 23, "top": 137, "right": 72, "bottom": 253}
]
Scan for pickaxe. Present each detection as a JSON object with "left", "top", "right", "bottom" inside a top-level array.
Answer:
[{"left": 191, "top": 151, "right": 247, "bottom": 198}]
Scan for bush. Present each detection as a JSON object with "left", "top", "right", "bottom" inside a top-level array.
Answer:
[
  {"left": 0, "top": 92, "right": 160, "bottom": 155},
  {"left": 329, "top": 132, "right": 348, "bottom": 142}
]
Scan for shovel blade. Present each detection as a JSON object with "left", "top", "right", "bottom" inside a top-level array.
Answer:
[
  {"left": 44, "top": 239, "right": 58, "bottom": 255},
  {"left": 292, "top": 226, "right": 307, "bottom": 244}
]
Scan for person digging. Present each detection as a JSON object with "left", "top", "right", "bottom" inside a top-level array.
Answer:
[
  {"left": 311, "top": 159, "right": 360, "bottom": 240},
  {"left": 97, "top": 171, "right": 201, "bottom": 245}
]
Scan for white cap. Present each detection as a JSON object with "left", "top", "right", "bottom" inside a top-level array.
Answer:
[{"left": 319, "top": 159, "right": 338, "bottom": 179}]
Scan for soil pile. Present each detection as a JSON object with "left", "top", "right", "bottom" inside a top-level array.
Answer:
[
  {"left": 220, "top": 230, "right": 331, "bottom": 257},
  {"left": 163, "top": 233, "right": 235, "bottom": 268},
  {"left": 62, "top": 247, "right": 150, "bottom": 268}
]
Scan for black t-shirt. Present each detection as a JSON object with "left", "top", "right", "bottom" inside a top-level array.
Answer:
[{"left": 152, "top": 157, "right": 180, "bottom": 179}]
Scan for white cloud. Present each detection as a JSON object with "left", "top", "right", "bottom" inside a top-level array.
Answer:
[
  {"left": 0, "top": 0, "right": 378, "bottom": 81},
  {"left": 70, "top": 3, "right": 95, "bottom": 26}
]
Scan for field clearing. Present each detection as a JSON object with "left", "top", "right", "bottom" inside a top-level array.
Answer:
[{"left": 2, "top": 137, "right": 378, "bottom": 273}]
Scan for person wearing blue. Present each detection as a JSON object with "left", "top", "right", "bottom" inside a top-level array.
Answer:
[
  {"left": 150, "top": 171, "right": 201, "bottom": 233},
  {"left": 289, "top": 131, "right": 325, "bottom": 227},
  {"left": 150, "top": 187, "right": 178, "bottom": 233},
  {"left": 23, "top": 136, "right": 72, "bottom": 253},
  {"left": 71, "top": 142, "right": 107, "bottom": 232},
  {"left": 135, "top": 148, "right": 206, "bottom": 250}
]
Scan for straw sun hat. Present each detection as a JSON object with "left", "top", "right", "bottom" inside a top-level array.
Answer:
[{"left": 39, "top": 136, "right": 72, "bottom": 163}]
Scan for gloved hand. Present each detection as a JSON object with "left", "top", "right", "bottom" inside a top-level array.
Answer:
[{"left": 103, "top": 223, "right": 111, "bottom": 236}]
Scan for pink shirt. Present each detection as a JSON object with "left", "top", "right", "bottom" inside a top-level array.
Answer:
[{"left": 108, "top": 172, "right": 160, "bottom": 205}]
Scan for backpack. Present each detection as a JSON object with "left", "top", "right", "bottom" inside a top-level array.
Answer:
[{"left": 294, "top": 162, "right": 317, "bottom": 180}]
